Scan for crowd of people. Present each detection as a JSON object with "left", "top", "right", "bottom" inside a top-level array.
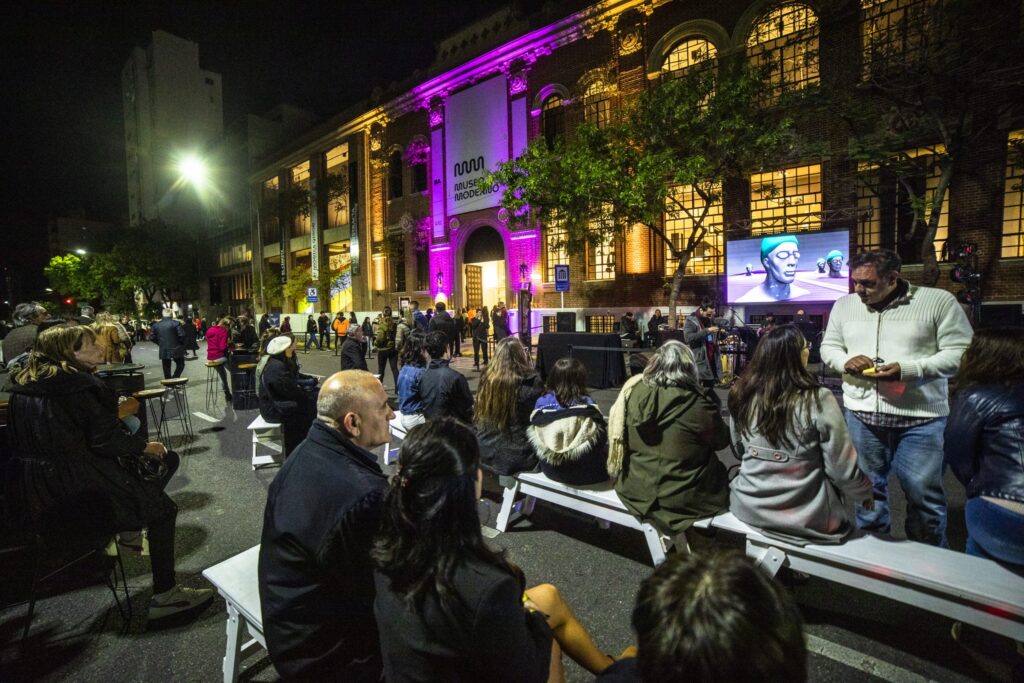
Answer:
[{"left": 1, "top": 246, "right": 1021, "bottom": 680}]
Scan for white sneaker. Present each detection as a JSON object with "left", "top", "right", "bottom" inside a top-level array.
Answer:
[{"left": 148, "top": 585, "right": 214, "bottom": 620}]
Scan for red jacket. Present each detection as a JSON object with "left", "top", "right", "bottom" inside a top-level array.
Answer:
[{"left": 206, "top": 325, "right": 229, "bottom": 361}]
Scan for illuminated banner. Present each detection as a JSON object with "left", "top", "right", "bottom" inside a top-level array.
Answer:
[{"left": 445, "top": 76, "right": 508, "bottom": 215}]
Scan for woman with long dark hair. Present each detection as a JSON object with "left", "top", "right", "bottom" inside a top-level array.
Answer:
[
  {"left": 373, "top": 418, "right": 617, "bottom": 682},
  {"left": 945, "top": 327, "right": 1024, "bottom": 574},
  {"left": 475, "top": 337, "right": 545, "bottom": 477},
  {"left": 527, "top": 357, "right": 609, "bottom": 486},
  {"left": 728, "top": 324, "right": 872, "bottom": 543}
]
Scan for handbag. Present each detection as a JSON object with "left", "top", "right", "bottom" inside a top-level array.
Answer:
[{"left": 118, "top": 452, "right": 169, "bottom": 482}]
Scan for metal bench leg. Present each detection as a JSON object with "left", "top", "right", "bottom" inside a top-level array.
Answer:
[
  {"left": 642, "top": 523, "right": 668, "bottom": 566},
  {"left": 223, "top": 602, "right": 244, "bottom": 683},
  {"left": 748, "top": 542, "right": 786, "bottom": 578},
  {"left": 495, "top": 481, "right": 522, "bottom": 532}
]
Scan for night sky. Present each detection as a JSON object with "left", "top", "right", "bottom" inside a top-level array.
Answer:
[{"left": 2, "top": 0, "right": 522, "bottom": 300}]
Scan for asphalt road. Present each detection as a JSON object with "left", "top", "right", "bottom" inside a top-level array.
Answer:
[{"left": 0, "top": 340, "right": 1019, "bottom": 682}]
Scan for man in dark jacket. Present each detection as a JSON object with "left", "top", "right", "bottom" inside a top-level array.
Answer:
[
  {"left": 491, "top": 302, "right": 510, "bottom": 341},
  {"left": 427, "top": 302, "right": 456, "bottom": 357},
  {"left": 341, "top": 326, "right": 368, "bottom": 371},
  {"left": 259, "top": 370, "right": 394, "bottom": 682},
  {"left": 418, "top": 331, "right": 473, "bottom": 423},
  {"left": 409, "top": 301, "right": 428, "bottom": 332},
  {"left": 682, "top": 302, "right": 721, "bottom": 388},
  {"left": 150, "top": 309, "right": 185, "bottom": 379},
  {"left": 318, "top": 312, "right": 330, "bottom": 350}
]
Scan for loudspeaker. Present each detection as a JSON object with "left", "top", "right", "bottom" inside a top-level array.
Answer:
[{"left": 556, "top": 312, "right": 576, "bottom": 333}]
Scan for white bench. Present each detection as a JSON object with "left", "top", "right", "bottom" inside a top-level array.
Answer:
[
  {"left": 382, "top": 411, "right": 408, "bottom": 466},
  {"left": 498, "top": 471, "right": 1024, "bottom": 641},
  {"left": 246, "top": 416, "right": 282, "bottom": 470},
  {"left": 202, "top": 545, "right": 266, "bottom": 683},
  {"left": 497, "top": 471, "right": 668, "bottom": 564}
]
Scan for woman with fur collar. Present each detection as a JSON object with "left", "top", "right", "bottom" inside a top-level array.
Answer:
[{"left": 527, "top": 358, "right": 610, "bottom": 486}]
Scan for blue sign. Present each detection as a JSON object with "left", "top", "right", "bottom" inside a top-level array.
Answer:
[
  {"left": 554, "top": 264, "right": 570, "bottom": 292},
  {"left": 306, "top": 286, "right": 319, "bottom": 303}
]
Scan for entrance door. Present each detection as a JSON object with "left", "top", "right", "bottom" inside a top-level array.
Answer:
[{"left": 465, "top": 264, "right": 482, "bottom": 310}]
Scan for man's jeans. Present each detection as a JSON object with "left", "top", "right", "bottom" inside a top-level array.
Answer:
[
  {"left": 304, "top": 332, "right": 320, "bottom": 351},
  {"left": 845, "top": 410, "right": 948, "bottom": 546}
]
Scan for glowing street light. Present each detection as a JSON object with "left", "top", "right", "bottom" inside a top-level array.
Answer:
[
  {"left": 178, "top": 155, "right": 208, "bottom": 187},
  {"left": 75, "top": 248, "right": 87, "bottom": 255}
]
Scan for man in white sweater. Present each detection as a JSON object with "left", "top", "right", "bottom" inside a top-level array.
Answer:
[{"left": 820, "top": 249, "right": 973, "bottom": 546}]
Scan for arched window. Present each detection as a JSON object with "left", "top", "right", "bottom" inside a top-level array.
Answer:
[
  {"left": 388, "top": 149, "right": 403, "bottom": 200},
  {"left": 746, "top": 3, "right": 820, "bottom": 101},
  {"left": 662, "top": 37, "right": 718, "bottom": 76},
  {"left": 542, "top": 94, "right": 565, "bottom": 149},
  {"left": 583, "top": 80, "right": 612, "bottom": 129}
]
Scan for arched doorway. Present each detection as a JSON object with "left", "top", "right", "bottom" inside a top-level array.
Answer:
[{"left": 462, "top": 225, "right": 506, "bottom": 312}]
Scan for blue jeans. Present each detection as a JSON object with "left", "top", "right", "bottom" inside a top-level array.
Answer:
[
  {"left": 845, "top": 410, "right": 948, "bottom": 546},
  {"left": 965, "top": 497, "right": 1024, "bottom": 576},
  {"left": 304, "top": 332, "right": 320, "bottom": 351}
]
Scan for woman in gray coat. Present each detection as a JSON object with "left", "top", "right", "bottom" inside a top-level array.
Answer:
[{"left": 727, "top": 325, "right": 873, "bottom": 544}]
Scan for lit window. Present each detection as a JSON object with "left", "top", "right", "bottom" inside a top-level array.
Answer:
[
  {"left": 261, "top": 176, "right": 281, "bottom": 244},
  {"left": 1002, "top": 131, "right": 1024, "bottom": 258},
  {"left": 662, "top": 37, "right": 717, "bottom": 76},
  {"left": 746, "top": 3, "right": 820, "bottom": 102},
  {"left": 587, "top": 209, "right": 616, "bottom": 280},
  {"left": 290, "top": 161, "right": 311, "bottom": 237},
  {"left": 861, "top": 0, "right": 935, "bottom": 78},
  {"left": 664, "top": 184, "right": 723, "bottom": 276},
  {"left": 542, "top": 95, "right": 565, "bottom": 149},
  {"left": 543, "top": 214, "right": 569, "bottom": 283},
  {"left": 325, "top": 144, "right": 350, "bottom": 229},
  {"left": 750, "top": 163, "right": 823, "bottom": 234},
  {"left": 583, "top": 80, "right": 611, "bottom": 129},
  {"left": 856, "top": 164, "right": 883, "bottom": 251}
]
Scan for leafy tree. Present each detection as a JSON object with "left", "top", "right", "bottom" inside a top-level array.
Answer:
[
  {"left": 833, "top": 0, "right": 1023, "bottom": 285},
  {"left": 44, "top": 254, "right": 102, "bottom": 299},
  {"left": 484, "top": 63, "right": 808, "bottom": 325},
  {"left": 108, "top": 220, "right": 199, "bottom": 307},
  {"left": 283, "top": 265, "right": 313, "bottom": 305}
]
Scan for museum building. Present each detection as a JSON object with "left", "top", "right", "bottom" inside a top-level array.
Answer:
[{"left": 248, "top": 0, "right": 1024, "bottom": 331}]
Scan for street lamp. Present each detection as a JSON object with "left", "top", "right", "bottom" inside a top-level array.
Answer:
[
  {"left": 178, "top": 155, "right": 208, "bottom": 187},
  {"left": 75, "top": 248, "right": 87, "bottom": 255}
]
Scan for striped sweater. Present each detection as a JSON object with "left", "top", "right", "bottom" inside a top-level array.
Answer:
[{"left": 820, "top": 282, "right": 973, "bottom": 418}]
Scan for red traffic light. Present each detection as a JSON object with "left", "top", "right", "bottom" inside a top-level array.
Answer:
[{"left": 64, "top": 297, "right": 74, "bottom": 305}]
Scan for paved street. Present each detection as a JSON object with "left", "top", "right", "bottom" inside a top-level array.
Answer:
[{"left": 0, "top": 340, "right": 1018, "bottom": 682}]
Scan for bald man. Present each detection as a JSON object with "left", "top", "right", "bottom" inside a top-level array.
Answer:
[{"left": 259, "top": 370, "right": 395, "bottom": 682}]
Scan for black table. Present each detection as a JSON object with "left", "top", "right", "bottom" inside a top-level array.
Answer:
[
  {"left": 95, "top": 363, "right": 145, "bottom": 376},
  {"left": 535, "top": 333, "right": 626, "bottom": 389}
]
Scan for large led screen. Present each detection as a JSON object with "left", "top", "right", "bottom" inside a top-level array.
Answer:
[{"left": 726, "top": 230, "right": 851, "bottom": 305}]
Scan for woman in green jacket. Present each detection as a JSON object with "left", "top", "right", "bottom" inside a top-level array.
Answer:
[{"left": 615, "top": 340, "right": 730, "bottom": 548}]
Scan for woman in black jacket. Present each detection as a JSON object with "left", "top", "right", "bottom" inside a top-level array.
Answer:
[
  {"left": 372, "top": 419, "right": 617, "bottom": 683},
  {"left": 5, "top": 325, "right": 213, "bottom": 620},
  {"left": 475, "top": 337, "right": 545, "bottom": 477},
  {"left": 258, "top": 335, "right": 318, "bottom": 457},
  {"left": 944, "top": 327, "right": 1024, "bottom": 575},
  {"left": 470, "top": 306, "right": 490, "bottom": 368}
]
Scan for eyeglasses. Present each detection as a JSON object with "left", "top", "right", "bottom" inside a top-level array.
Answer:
[{"left": 772, "top": 250, "right": 800, "bottom": 260}]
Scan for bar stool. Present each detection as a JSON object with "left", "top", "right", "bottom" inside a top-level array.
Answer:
[
  {"left": 159, "top": 378, "right": 194, "bottom": 440},
  {"left": 205, "top": 361, "right": 225, "bottom": 411},
  {"left": 132, "top": 388, "right": 168, "bottom": 442},
  {"left": 235, "top": 363, "right": 258, "bottom": 409}
]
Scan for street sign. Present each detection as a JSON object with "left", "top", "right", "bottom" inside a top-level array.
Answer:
[
  {"left": 306, "top": 286, "right": 318, "bottom": 303},
  {"left": 554, "top": 264, "right": 570, "bottom": 292}
]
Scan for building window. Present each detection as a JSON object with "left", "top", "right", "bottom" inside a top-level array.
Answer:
[
  {"left": 585, "top": 315, "right": 615, "bottom": 333},
  {"left": 543, "top": 315, "right": 558, "bottom": 333},
  {"left": 1002, "top": 131, "right": 1024, "bottom": 258},
  {"left": 583, "top": 80, "right": 612, "bottom": 129},
  {"left": 543, "top": 214, "right": 569, "bottom": 283},
  {"left": 586, "top": 210, "right": 616, "bottom": 280},
  {"left": 261, "top": 177, "right": 280, "bottom": 244},
  {"left": 855, "top": 149, "right": 949, "bottom": 261},
  {"left": 662, "top": 37, "right": 717, "bottom": 76},
  {"left": 542, "top": 95, "right": 565, "bottom": 149},
  {"left": 325, "top": 144, "right": 350, "bottom": 229},
  {"left": 394, "top": 253, "right": 406, "bottom": 292},
  {"left": 414, "top": 249, "right": 429, "bottom": 291},
  {"left": 388, "top": 150, "right": 404, "bottom": 200},
  {"left": 750, "top": 163, "right": 823, "bottom": 234},
  {"left": 861, "top": 0, "right": 935, "bottom": 78},
  {"left": 290, "top": 161, "right": 311, "bottom": 237},
  {"left": 746, "top": 3, "right": 820, "bottom": 102},
  {"left": 664, "top": 184, "right": 724, "bottom": 276}
]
